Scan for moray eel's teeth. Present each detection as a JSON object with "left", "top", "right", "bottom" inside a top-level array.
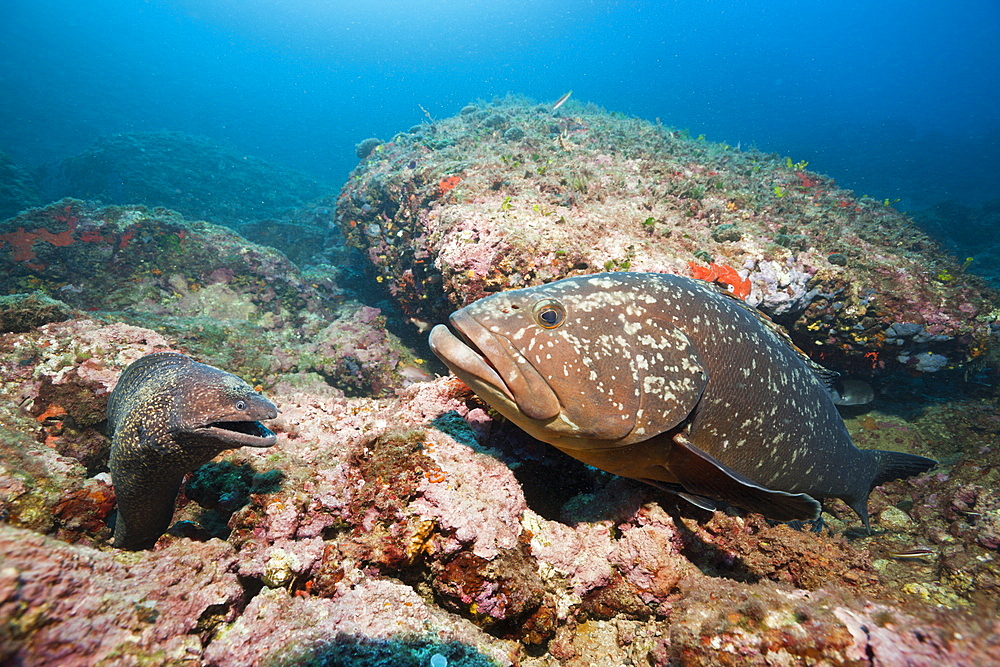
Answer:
[
  {"left": 107, "top": 351, "right": 279, "bottom": 550},
  {"left": 196, "top": 421, "right": 277, "bottom": 448}
]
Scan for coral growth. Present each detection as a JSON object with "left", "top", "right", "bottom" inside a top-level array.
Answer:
[{"left": 687, "top": 260, "right": 752, "bottom": 299}]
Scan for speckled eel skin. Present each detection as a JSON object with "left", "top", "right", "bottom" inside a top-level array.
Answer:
[
  {"left": 429, "top": 272, "right": 936, "bottom": 527},
  {"left": 107, "top": 352, "right": 277, "bottom": 550}
]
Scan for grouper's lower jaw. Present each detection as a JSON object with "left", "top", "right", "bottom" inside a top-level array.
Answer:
[
  {"left": 429, "top": 324, "right": 515, "bottom": 403},
  {"left": 429, "top": 320, "right": 561, "bottom": 421}
]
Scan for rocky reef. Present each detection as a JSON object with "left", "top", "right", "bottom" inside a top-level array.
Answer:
[
  {"left": 34, "top": 132, "right": 328, "bottom": 227},
  {"left": 0, "top": 150, "right": 42, "bottom": 221},
  {"left": 2, "top": 327, "right": 1000, "bottom": 664},
  {"left": 2, "top": 100, "right": 1000, "bottom": 665},
  {"left": 336, "top": 97, "right": 996, "bottom": 377},
  {"left": 914, "top": 199, "right": 1000, "bottom": 289},
  {"left": 0, "top": 199, "right": 424, "bottom": 397},
  {"left": 24, "top": 132, "right": 338, "bottom": 267}
]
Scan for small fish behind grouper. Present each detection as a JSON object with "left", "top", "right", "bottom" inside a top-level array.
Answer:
[
  {"left": 429, "top": 272, "right": 935, "bottom": 525},
  {"left": 107, "top": 352, "right": 278, "bottom": 549},
  {"left": 830, "top": 378, "right": 875, "bottom": 406}
]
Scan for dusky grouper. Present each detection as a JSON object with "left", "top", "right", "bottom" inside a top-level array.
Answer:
[
  {"left": 428, "top": 272, "right": 935, "bottom": 525},
  {"left": 107, "top": 352, "right": 278, "bottom": 550}
]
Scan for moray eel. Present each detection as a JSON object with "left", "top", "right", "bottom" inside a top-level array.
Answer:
[
  {"left": 429, "top": 272, "right": 935, "bottom": 526},
  {"left": 107, "top": 352, "right": 277, "bottom": 549}
]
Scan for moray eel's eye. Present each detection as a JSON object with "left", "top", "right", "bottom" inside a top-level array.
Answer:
[
  {"left": 533, "top": 298, "right": 566, "bottom": 329},
  {"left": 235, "top": 400, "right": 247, "bottom": 411}
]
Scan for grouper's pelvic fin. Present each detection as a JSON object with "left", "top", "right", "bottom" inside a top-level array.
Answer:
[
  {"left": 639, "top": 481, "right": 721, "bottom": 513},
  {"left": 666, "top": 433, "right": 822, "bottom": 522}
]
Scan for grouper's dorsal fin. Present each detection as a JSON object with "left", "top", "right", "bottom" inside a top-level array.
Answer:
[
  {"left": 666, "top": 432, "right": 821, "bottom": 522},
  {"left": 713, "top": 285, "right": 839, "bottom": 391}
]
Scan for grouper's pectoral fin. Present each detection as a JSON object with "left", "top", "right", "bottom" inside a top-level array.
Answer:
[
  {"left": 667, "top": 433, "right": 821, "bottom": 522},
  {"left": 633, "top": 479, "right": 721, "bottom": 513}
]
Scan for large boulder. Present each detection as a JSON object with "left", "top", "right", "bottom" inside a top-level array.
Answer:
[{"left": 335, "top": 99, "right": 998, "bottom": 375}]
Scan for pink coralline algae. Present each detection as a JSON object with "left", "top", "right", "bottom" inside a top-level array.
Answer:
[
  {"left": 409, "top": 428, "right": 528, "bottom": 560},
  {"left": 521, "top": 511, "right": 615, "bottom": 600},
  {"left": 608, "top": 505, "right": 699, "bottom": 611},
  {"left": 0, "top": 526, "right": 244, "bottom": 666},
  {"left": 2, "top": 315, "right": 1000, "bottom": 663},
  {"left": 203, "top": 577, "right": 517, "bottom": 667}
]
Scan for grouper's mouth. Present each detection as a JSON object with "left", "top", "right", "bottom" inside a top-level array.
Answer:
[
  {"left": 428, "top": 311, "right": 560, "bottom": 421},
  {"left": 195, "top": 420, "right": 277, "bottom": 448}
]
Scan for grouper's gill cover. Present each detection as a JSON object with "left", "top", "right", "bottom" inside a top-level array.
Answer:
[{"left": 429, "top": 272, "right": 936, "bottom": 525}]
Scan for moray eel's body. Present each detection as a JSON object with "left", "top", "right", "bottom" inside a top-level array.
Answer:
[
  {"left": 429, "top": 272, "right": 935, "bottom": 526},
  {"left": 107, "top": 352, "right": 277, "bottom": 549}
]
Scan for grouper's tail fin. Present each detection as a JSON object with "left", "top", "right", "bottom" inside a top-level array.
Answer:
[
  {"left": 870, "top": 449, "right": 937, "bottom": 490},
  {"left": 846, "top": 450, "right": 936, "bottom": 531}
]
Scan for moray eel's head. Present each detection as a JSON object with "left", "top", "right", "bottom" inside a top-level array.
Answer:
[{"left": 174, "top": 365, "right": 278, "bottom": 450}]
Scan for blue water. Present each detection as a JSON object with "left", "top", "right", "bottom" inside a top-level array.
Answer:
[{"left": 2, "top": 0, "right": 998, "bottom": 210}]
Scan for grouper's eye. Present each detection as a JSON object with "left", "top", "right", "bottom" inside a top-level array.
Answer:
[
  {"left": 533, "top": 298, "right": 566, "bottom": 329},
  {"left": 235, "top": 400, "right": 247, "bottom": 411}
]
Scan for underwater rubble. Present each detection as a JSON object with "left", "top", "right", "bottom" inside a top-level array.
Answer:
[{"left": 1, "top": 100, "right": 1000, "bottom": 665}]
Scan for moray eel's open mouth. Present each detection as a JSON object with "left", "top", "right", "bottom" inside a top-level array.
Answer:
[
  {"left": 196, "top": 420, "right": 277, "bottom": 448},
  {"left": 429, "top": 311, "right": 560, "bottom": 421}
]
